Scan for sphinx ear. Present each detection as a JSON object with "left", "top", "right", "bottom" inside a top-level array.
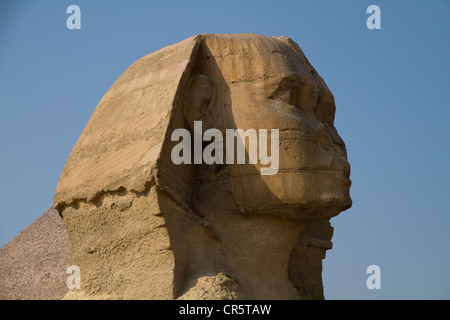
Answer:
[{"left": 183, "top": 75, "right": 217, "bottom": 129}]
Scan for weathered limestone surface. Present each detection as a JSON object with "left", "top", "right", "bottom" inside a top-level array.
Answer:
[{"left": 55, "top": 34, "right": 352, "bottom": 300}]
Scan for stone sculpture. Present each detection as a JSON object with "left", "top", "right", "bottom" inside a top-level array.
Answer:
[{"left": 55, "top": 33, "right": 352, "bottom": 299}]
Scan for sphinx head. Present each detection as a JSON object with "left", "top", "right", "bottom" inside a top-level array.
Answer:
[{"left": 55, "top": 33, "right": 352, "bottom": 299}]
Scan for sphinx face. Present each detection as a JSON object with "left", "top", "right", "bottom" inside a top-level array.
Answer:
[{"left": 196, "top": 35, "right": 352, "bottom": 220}]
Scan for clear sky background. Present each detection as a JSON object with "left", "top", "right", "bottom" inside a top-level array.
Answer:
[{"left": 0, "top": 0, "right": 449, "bottom": 299}]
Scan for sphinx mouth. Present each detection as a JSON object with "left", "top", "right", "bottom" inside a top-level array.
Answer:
[
  {"left": 317, "top": 157, "right": 351, "bottom": 178},
  {"left": 308, "top": 168, "right": 352, "bottom": 186}
]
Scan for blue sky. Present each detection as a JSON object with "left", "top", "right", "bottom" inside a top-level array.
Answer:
[{"left": 0, "top": 0, "right": 449, "bottom": 299}]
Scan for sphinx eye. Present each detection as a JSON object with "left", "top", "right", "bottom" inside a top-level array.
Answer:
[{"left": 268, "top": 78, "right": 299, "bottom": 106}]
